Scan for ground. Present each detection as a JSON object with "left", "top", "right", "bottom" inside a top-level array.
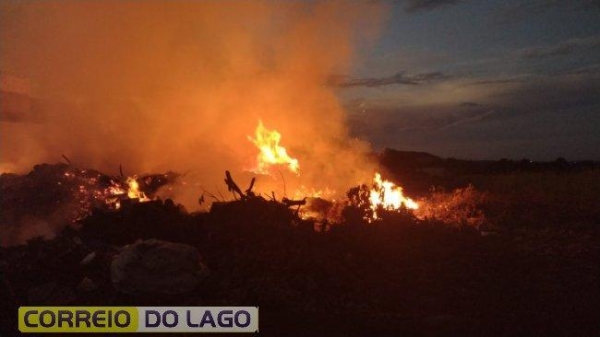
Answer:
[{"left": 1, "top": 153, "right": 599, "bottom": 336}]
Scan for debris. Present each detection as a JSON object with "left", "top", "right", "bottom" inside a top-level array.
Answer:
[
  {"left": 110, "top": 239, "right": 209, "bottom": 295},
  {"left": 27, "top": 282, "right": 77, "bottom": 305},
  {"left": 61, "top": 154, "right": 71, "bottom": 164},
  {"left": 282, "top": 197, "right": 307, "bottom": 217},
  {"left": 77, "top": 277, "right": 98, "bottom": 292},
  {"left": 245, "top": 177, "right": 256, "bottom": 197},
  {"left": 0, "top": 160, "right": 597, "bottom": 335},
  {"left": 79, "top": 251, "right": 96, "bottom": 266},
  {"left": 1, "top": 163, "right": 178, "bottom": 246},
  {"left": 282, "top": 197, "right": 307, "bottom": 208},
  {"left": 78, "top": 199, "right": 203, "bottom": 246},
  {"left": 224, "top": 170, "right": 246, "bottom": 199}
]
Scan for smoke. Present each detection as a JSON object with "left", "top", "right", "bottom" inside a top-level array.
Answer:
[{"left": 0, "top": 1, "right": 385, "bottom": 209}]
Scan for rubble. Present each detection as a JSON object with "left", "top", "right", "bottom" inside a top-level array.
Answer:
[
  {"left": 0, "top": 163, "right": 177, "bottom": 246},
  {"left": 1, "top": 163, "right": 598, "bottom": 335},
  {"left": 77, "top": 277, "right": 98, "bottom": 292},
  {"left": 27, "top": 281, "right": 77, "bottom": 305},
  {"left": 111, "top": 239, "right": 209, "bottom": 295},
  {"left": 79, "top": 251, "right": 96, "bottom": 266}
]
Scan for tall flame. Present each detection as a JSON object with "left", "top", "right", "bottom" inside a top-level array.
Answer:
[
  {"left": 369, "top": 173, "right": 418, "bottom": 219},
  {"left": 249, "top": 120, "right": 299, "bottom": 174}
]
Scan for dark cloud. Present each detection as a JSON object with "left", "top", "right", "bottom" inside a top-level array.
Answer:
[
  {"left": 330, "top": 71, "right": 451, "bottom": 88},
  {"left": 497, "top": 1, "right": 600, "bottom": 23},
  {"left": 350, "top": 102, "right": 600, "bottom": 160},
  {"left": 345, "top": 100, "right": 495, "bottom": 133},
  {"left": 520, "top": 36, "right": 600, "bottom": 59},
  {"left": 345, "top": 71, "right": 600, "bottom": 159},
  {"left": 402, "top": 0, "right": 463, "bottom": 13},
  {"left": 459, "top": 102, "right": 482, "bottom": 107},
  {"left": 464, "top": 78, "right": 528, "bottom": 86},
  {"left": 462, "top": 72, "right": 600, "bottom": 119},
  {"left": 564, "top": 64, "right": 600, "bottom": 75},
  {"left": 490, "top": 73, "right": 600, "bottom": 111}
]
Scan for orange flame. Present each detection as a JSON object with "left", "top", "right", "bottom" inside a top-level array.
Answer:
[
  {"left": 105, "top": 176, "right": 150, "bottom": 209},
  {"left": 369, "top": 172, "right": 418, "bottom": 219},
  {"left": 125, "top": 176, "right": 150, "bottom": 201},
  {"left": 249, "top": 120, "right": 299, "bottom": 175}
]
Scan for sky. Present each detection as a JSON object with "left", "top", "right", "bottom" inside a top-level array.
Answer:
[
  {"left": 336, "top": 0, "right": 600, "bottom": 160},
  {"left": 1, "top": 0, "right": 599, "bottom": 166}
]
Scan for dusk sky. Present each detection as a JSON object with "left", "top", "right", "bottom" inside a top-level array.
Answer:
[
  {"left": 337, "top": 0, "right": 600, "bottom": 160},
  {"left": 1, "top": 0, "right": 599, "bottom": 169}
]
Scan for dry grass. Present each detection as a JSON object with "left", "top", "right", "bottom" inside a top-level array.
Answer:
[
  {"left": 473, "top": 169, "right": 600, "bottom": 229},
  {"left": 414, "top": 185, "right": 487, "bottom": 228},
  {"left": 411, "top": 168, "right": 600, "bottom": 230}
]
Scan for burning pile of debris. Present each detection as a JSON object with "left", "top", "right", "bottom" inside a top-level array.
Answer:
[
  {"left": 0, "top": 163, "right": 471, "bottom": 298},
  {"left": 0, "top": 121, "right": 494, "bottom": 334},
  {"left": 4, "top": 160, "right": 597, "bottom": 335},
  {"left": 0, "top": 163, "right": 178, "bottom": 246},
  {"left": 1, "top": 157, "right": 487, "bottom": 248}
]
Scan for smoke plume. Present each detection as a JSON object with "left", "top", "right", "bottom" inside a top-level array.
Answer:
[{"left": 0, "top": 1, "right": 384, "bottom": 209}]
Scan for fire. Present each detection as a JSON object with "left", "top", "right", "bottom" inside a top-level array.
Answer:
[
  {"left": 369, "top": 173, "right": 418, "bottom": 219},
  {"left": 59, "top": 168, "right": 153, "bottom": 215},
  {"left": 105, "top": 176, "right": 150, "bottom": 209},
  {"left": 125, "top": 176, "right": 150, "bottom": 201},
  {"left": 293, "top": 186, "right": 337, "bottom": 200},
  {"left": 244, "top": 122, "right": 418, "bottom": 223},
  {"left": 249, "top": 120, "right": 299, "bottom": 175}
]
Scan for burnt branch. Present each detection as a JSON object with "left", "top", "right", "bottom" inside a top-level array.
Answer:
[
  {"left": 215, "top": 185, "right": 226, "bottom": 201},
  {"left": 278, "top": 169, "right": 287, "bottom": 198},
  {"left": 61, "top": 154, "right": 71, "bottom": 164},
  {"left": 246, "top": 177, "right": 256, "bottom": 197},
  {"left": 282, "top": 197, "right": 307, "bottom": 207},
  {"left": 224, "top": 171, "right": 245, "bottom": 200},
  {"left": 200, "top": 187, "right": 220, "bottom": 202}
]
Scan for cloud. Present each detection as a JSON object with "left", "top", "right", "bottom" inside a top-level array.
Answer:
[
  {"left": 497, "top": 1, "right": 600, "bottom": 23},
  {"left": 344, "top": 71, "right": 600, "bottom": 153},
  {"left": 459, "top": 101, "right": 482, "bottom": 107},
  {"left": 330, "top": 71, "right": 451, "bottom": 88},
  {"left": 565, "top": 64, "right": 600, "bottom": 75},
  {"left": 346, "top": 101, "right": 497, "bottom": 133},
  {"left": 490, "top": 73, "right": 600, "bottom": 111},
  {"left": 402, "top": 0, "right": 463, "bottom": 13},
  {"left": 520, "top": 36, "right": 600, "bottom": 59},
  {"left": 457, "top": 72, "right": 600, "bottom": 118},
  {"left": 439, "top": 109, "right": 496, "bottom": 129},
  {"left": 464, "top": 78, "right": 528, "bottom": 86}
]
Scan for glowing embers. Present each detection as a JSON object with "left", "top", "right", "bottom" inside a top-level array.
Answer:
[
  {"left": 248, "top": 120, "right": 299, "bottom": 175},
  {"left": 59, "top": 169, "right": 153, "bottom": 214}
]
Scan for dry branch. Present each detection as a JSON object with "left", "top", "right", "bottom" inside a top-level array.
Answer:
[
  {"left": 282, "top": 197, "right": 307, "bottom": 207},
  {"left": 246, "top": 177, "right": 256, "bottom": 197},
  {"left": 224, "top": 171, "right": 245, "bottom": 200},
  {"left": 61, "top": 154, "right": 71, "bottom": 164}
]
